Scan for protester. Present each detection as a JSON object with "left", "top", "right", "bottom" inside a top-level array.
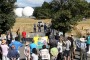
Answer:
[
  {"left": 55, "top": 32, "right": 60, "bottom": 42},
  {"left": 30, "top": 40, "right": 37, "bottom": 53},
  {"left": 69, "top": 35, "right": 75, "bottom": 60},
  {"left": 50, "top": 47, "right": 58, "bottom": 60},
  {"left": 44, "top": 23, "right": 47, "bottom": 32},
  {"left": 48, "top": 39, "right": 57, "bottom": 49},
  {"left": 63, "top": 37, "right": 71, "bottom": 60},
  {"left": 33, "top": 24, "right": 36, "bottom": 33},
  {"left": 6, "top": 30, "right": 12, "bottom": 45},
  {"left": 40, "top": 45, "right": 50, "bottom": 60},
  {"left": 56, "top": 37, "right": 63, "bottom": 60},
  {"left": 71, "top": 34, "right": 76, "bottom": 59},
  {"left": 22, "top": 30, "right": 26, "bottom": 43},
  {"left": 37, "top": 23, "right": 41, "bottom": 32},
  {"left": 7, "top": 45, "right": 20, "bottom": 60},
  {"left": 0, "top": 45, "right": 2, "bottom": 60},
  {"left": 24, "top": 41, "right": 30, "bottom": 60},
  {"left": 9, "top": 38, "right": 23, "bottom": 60},
  {"left": 1, "top": 39, "right": 9, "bottom": 60},
  {"left": 80, "top": 36, "right": 87, "bottom": 60},
  {"left": 87, "top": 33, "right": 90, "bottom": 54},
  {"left": 9, "top": 39, "right": 23, "bottom": 52},
  {"left": 16, "top": 28, "right": 21, "bottom": 41},
  {"left": 31, "top": 48, "right": 38, "bottom": 60}
]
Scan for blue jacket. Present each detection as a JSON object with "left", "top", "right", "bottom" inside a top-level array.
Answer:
[
  {"left": 9, "top": 41, "right": 23, "bottom": 51},
  {"left": 7, "top": 49, "right": 20, "bottom": 59},
  {"left": 30, "top": 43, "right": 37, "bottom": 53}
]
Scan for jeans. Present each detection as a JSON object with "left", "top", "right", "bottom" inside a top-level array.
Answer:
[{"left": 80, "top": 49, "right": 87, "bottom": 60}]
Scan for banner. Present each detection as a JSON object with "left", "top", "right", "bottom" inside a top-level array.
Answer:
[{"left": 33, "top": 36, "right": 49, "bottom": 49}]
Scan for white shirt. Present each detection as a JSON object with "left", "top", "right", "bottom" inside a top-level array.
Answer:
[
  {"left": 65, "top": 40, "right": 71, "bottom": 50},
  {"left": 32, "top": 53, "right": 38, "bottom": 60},
  {"left": 57, "top": 42, "right": 63, "bottom": 52},
  {"left": 1, "top": 44, "right": 9, "bottom": 56},
  {"left": 40, "top": 49, "right": 50, "bottom": 60}
]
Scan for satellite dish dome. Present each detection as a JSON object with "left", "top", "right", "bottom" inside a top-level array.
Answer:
[
  {"left": 14, "top": 8, "right": 23, "bottom": 17},
  {"left": 22, "top": 6, "right": 34, "bottom": 17}
]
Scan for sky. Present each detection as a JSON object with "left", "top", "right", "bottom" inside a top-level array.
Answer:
[
  {"left": 15, "top": 0, "right": 52, "bottom": 7},
  {"left": 15, "top": 0, "right": 90, "bottom": 7}
]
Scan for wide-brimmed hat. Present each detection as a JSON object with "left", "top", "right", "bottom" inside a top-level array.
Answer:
[
  {"left": 1, "top": 39, "right": 6, "bottom": 44},
  {"left": 25, "top": 42, "right": 29, "bottom": 45}
]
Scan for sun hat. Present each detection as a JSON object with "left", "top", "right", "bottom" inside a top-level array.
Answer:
[{"left": 25, "top": 41, "right": 29, "bottom": 45}]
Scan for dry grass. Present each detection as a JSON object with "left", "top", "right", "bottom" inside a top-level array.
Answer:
[
  {"left": 11, "top": 18, "right": 90, "bottom": 36},
  {"left": 70, "top": 19, "right": 90, "bottom": 36},
  {"left": 11, "top": 18, "right": 51, "bottom": 33}
]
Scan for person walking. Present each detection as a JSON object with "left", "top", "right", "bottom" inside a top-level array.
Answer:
[
  {"left": 24, "top": 42, "right": 30, "bottom": 60},
  {"left": 22, "top": 30, "right": 26, "bottom": 44},
  {"left": 7, "top": 45, "right": 20, "bottom": 60},
  {"left": 1, "top": 39, "right": 9, "bottom": 60}
]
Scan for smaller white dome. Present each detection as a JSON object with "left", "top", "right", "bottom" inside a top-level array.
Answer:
[{"left": 22, "top": 6, "right": 34, "bottom": 17}]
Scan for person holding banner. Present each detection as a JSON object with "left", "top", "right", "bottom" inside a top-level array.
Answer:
[{"left": 40, "top": 45, "right": 50, "bottom": 60}]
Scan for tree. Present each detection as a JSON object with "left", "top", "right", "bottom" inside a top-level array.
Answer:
[
  {"left": 33, "top": 2, "right": 52, "bottom": 19},
  {"left": 51, "top": 0, "right": 89, "bottom": 36},
  {"left": 0, "top": 0, "right": 16, "bottom": 33},
  {"left": 33, "top": 0, "right": 90, "bottom": 36}
]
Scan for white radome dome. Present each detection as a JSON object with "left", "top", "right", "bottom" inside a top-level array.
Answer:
[
  {"left": 14, "top": 8, "right": 23, "bottom": 17},
  {"left": 22, "top": 6, "right": 34, "bottom": 17}
]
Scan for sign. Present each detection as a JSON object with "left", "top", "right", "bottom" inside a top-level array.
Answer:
[{"left": 33, "top": 36, "right": 49, "bottom": 49}]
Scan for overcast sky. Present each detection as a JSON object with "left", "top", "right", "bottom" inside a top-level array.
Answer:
[{"left": 15, "top": 0, "right": 90, "bottom": 7}]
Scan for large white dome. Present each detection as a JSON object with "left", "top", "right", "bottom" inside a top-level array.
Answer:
[
  {"left": 14, "top": 8, "right": 23, "bottom": 17},
  {"left": 22, "top": 6, "right": 34, "bottom": 17}
]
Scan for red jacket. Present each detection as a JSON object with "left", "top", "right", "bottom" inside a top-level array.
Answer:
[{"left": 22, "top": 31, "right": 26, "bottom": 38}]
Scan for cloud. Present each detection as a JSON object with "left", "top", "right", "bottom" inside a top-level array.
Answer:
[{"left": 16, "top": 0, "right": 52, "bottom": 7}]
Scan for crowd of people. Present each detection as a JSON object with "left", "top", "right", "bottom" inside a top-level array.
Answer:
[{"left": 0, "top": 28, "right": 90, "bottom": 60}]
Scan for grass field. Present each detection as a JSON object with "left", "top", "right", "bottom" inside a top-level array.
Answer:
[
  {"left": 11, "top": 18, "right": 51, "bottom": 33},
  {"left": 11, "top": 18, "right": 90, "bottom": 36}
]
